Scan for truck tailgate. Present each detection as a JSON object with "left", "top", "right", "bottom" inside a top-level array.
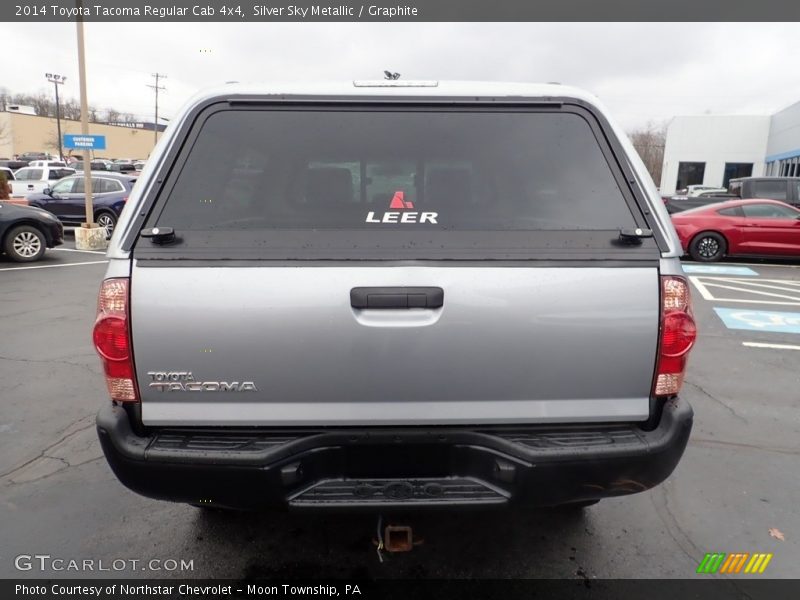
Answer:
[{"left": 132, "top": 264, "right": 658, "bottom": 426}]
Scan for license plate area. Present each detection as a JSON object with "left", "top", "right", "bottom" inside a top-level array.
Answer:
[{"left": 344, "top": 444, "right": 450, "bottom": 478}]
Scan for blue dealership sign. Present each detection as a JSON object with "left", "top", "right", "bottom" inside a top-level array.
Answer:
[{"left": 63, "top": 134, "right": 106, "bottom": 150}]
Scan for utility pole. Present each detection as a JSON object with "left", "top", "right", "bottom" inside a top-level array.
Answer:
[
  {"left": 75, "top": 0, "right": 93, "bottom": 226},
  {"left": 45, "top": 73, "right": 66, "bottom": 160},
  {"left": 147, "top": 73, "right": 166, "bottom": 147},
  {"left": 74, "top": 0, "right": 103, "bottom": 250}
]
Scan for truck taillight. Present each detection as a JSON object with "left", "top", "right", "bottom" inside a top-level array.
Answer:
[
  {"left": 654, "top": 276, "right": 697, "bottom": 397},
  {"left": 93, "top": 278, "right": 139, "bottom": 402}
]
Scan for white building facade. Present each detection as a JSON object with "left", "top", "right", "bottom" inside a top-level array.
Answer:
[
  {"left": 660, "top": 100, "right": 800, "bottom": 194},
  {"left": 765, "top": 100, "right": 800, "bottom": 177}
]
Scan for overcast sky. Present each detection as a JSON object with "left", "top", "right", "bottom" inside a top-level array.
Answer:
[{"left": 3, "top": 22, "right": 799, "bottom": 131}]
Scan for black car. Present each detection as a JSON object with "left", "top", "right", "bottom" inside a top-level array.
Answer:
[
  {"left": 664, "top": 191, "right": 737, "bottom": 214},
  {"left": 73, "top": 160, "right": 110, "bottom": 172},
  {"left": 0, "top": 160, "right": 28, "bottom": 171},
  {"left": 16, "top": 152, "right": 50, "bottom": 164},
  {"left": 0, "top": 202, "right": 64, "bottom": 262}
]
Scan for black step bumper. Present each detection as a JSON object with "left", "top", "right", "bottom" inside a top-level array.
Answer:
[{"left": 96, "top": 398, "right": 692, "bottom": 511}]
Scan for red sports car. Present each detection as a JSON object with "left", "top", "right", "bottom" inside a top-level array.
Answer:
[{"left": 671, "top": 199, "right": 800, "bottom": 262}]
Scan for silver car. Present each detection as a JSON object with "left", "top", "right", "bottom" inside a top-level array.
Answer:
[{"left": 94, "top": 81, "right": 696, "bottom": 512}]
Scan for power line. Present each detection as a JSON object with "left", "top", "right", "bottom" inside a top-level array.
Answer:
[{"left": 146, "top": 73, "right": 166, "bottom": 147}]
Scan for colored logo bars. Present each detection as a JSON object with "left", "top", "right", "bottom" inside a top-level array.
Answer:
[{"left": 696, "top": 552, "right": 773, "bottom": 574}]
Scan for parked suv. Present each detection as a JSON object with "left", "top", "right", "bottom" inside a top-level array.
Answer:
[
  {"left": 27, "top": 172, "right": 136, "bottom": 236},
  {"left": 95, "top": 82, "right": 696, "bottom": 512},
  {"left": 729, "top": 176, "right": 800, "bottom": 207}
]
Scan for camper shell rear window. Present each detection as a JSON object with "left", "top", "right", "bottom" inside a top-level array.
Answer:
[{"left": 132, "top": 101, "right": 659, "bottom": 261}]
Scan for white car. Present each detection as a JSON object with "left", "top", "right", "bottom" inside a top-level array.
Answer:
[
  {"left": 685, "top": 185, "right": 728, "bottom": 197},
  {"left": 10, "top": 166, "right": 76, "bottom": 197},
  {"left": 27, "top": 160, "right": 67, "bottom": 168}
]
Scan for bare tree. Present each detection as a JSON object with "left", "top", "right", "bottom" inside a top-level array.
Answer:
[
  {"left": 628, "top": 121, "right": 667, "bottom": 185},
  {"left": 0, "top": 120, "right": 9, "bottom": 147},
  {"left": 61, "top": 98, "right": 82, "bottom": 120},
  {"left": 26, "top": 93, "right": 53, "bottom": 117},
  {"left": 43, "top": 128, "right": 62, "bottom": 154},
  {"left": 3, "top": 92, "right": 52, "bottom": 116},
  {"left": 3, "top": 89, "right": 139, "bottom": 126},
  {"left": 1, "top": 90, "right": 16, "bottom": 151}
]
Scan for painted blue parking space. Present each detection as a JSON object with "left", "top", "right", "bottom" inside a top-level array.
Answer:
[
  {"left": 682, "top": 265, "right": 759, "bottom": 276},
  {"left": 713, "top": 307, "right": 800, "bottom": 334}
]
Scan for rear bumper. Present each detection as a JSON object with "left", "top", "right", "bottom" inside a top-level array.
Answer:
[{"left": 97, "top": 397, "right": 693, "bottom": 511}]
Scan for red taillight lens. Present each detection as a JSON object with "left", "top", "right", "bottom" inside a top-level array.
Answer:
[
  {"left": 654, "top": 276, "right": 697, "bottom": 397},
  {"left": 661, "top": 312, "right": 697, "bottom": 357},
  {"left": 93, "top": 317, "right": 129, "bottom": 360},
  {"left": 93, "top": 278, "right": 139, "bottom": 402}
]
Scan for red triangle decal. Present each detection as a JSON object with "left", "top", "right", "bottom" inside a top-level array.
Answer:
[{"left": 389, "top": 191, "right": 406, "bottom": 209}]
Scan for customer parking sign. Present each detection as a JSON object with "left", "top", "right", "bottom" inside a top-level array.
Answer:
[{"left": 63, "top": 134, "right": 106, "bottom": 150}]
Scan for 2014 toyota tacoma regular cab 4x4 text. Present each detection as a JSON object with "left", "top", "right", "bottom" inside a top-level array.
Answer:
[{"left": 94, "top": 81, "right": 696, "bottom": 512}]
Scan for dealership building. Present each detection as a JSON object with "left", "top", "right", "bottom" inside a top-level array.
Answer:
[
  {"left": 0, "top": 109, "right": 165, "bottom": 160},
  {"left": 660, "top": 99, "right": 800, "bottom": 194}
]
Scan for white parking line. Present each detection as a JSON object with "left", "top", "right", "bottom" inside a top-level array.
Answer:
[
  {"left": 701, "top": 281, "right": 800, "bottom": 301},
  {"left": 688, "top": 276, "right": 715, "bottom": 301},
  {"left": 683, "top": 261, "right": 800, "bottom": 269},
  {"left": 0, "top": 260, "right": 108, "bottom": 272},
  {"left": 52, "top": 248, "right": 106, "bottom": 255},
  {"left": 689, "top": 276, "right": 800, "bottom": 306},
  {"left": 743, "top": 342, "right": 800, "bottom": 351}
]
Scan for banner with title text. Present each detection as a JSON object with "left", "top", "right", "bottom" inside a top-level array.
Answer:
[{"left": 4, "top": 0, "right": 799, "bottom": 22}]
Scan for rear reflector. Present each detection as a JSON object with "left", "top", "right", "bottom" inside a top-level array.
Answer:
[
  {"left": 93, "top": 278, "right": 139, "bottom": 402},
  {"left": 654, "top": 276, "right": 697, "bottom": 397}
]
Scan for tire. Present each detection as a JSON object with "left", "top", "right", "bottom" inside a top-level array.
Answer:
[
  {"left": 3, "top": 225, "right": 46, "bottom": 262},
  {"left": 689, "top": 231, "right": 726, "bottom": 262},
  {"left": 95, "top": 211, "right": 117, "bottom": 238}
]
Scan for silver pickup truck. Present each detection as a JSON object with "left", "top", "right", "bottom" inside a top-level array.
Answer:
[{"left": 94, "top": 81, "right": 696, "bottom": 511}]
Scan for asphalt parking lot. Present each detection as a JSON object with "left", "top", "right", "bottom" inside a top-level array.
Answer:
[{"left": 1, "top": 240, "right": 798, "bottom": 580}]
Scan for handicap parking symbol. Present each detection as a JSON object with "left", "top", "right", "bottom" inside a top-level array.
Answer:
[
  {"left": 682, "top": 265, "right": 758, "bottom": 276},
  {"left": 714, "top": 308, "right": 800, "bottom": 334}
]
